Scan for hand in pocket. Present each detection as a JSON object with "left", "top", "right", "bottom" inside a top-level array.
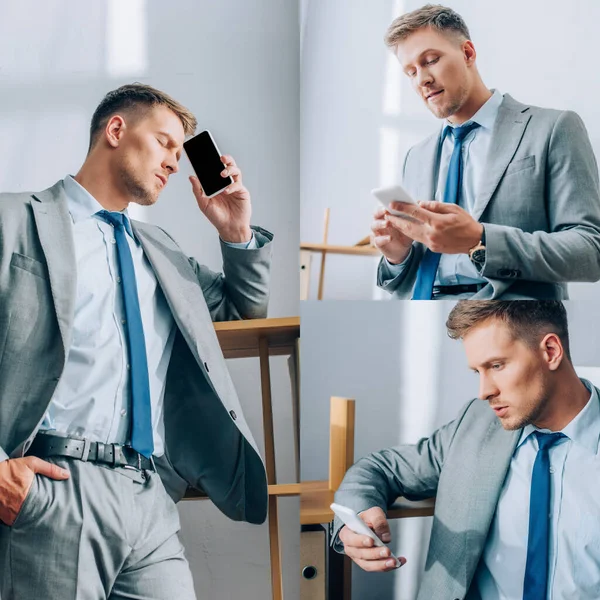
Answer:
[{"left": 0, "top": 456, "right": 69, "bottom": 525}]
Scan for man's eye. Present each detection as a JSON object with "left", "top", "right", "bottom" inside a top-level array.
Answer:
[
  {"left": 426, "top": 58, "right": 439, "bottom": 66},
  {"left": 492, "top": 363, "right": 502, "bottom": 370}
]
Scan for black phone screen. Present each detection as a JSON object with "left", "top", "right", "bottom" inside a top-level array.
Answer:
[{"left": 183, "top": 131, "right": 233, "bottom": 197}]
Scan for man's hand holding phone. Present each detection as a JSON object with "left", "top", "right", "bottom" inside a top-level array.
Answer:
[
  {"left": 338, "top": 506, "right": 407, "bottom": 572},
  {"left": 383, "top": 201, "right": 483, "bottom": 255},
  {"left": 190, "top": 154, "right": 253, "bottom": 244},
  {"left": 371, "top": 205, "right": 414, "bottom": 264}
]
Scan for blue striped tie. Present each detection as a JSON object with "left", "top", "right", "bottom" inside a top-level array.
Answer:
[
  {"left": 98, "top": 211, "right": 154, "bottom": 458},
  {"left": 523, "top": 431, "right": 565, "bottom": 600},
  {"left": 412, "top": 121, "right": 480, "bottom": 300}
]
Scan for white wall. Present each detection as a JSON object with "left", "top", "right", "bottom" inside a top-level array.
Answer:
[
  {"left": 1, "top": 1, "right": 299, "bottom": 598},
  {"left": 300, "top": 299, "right": 600, "bottom": 599},
  {"left": 301, "top": 0, "right": 600, "bottom": 300}
]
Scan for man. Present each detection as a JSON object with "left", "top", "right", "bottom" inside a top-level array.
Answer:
[
  {"left": 334, "top": 301, "right": 600, "bottom": 599},
  {"left": 0, "top": 83, "right": 273, "bottom": 599},
  {"left": 371, "top": 5, "right": 600, "bottom": 300}
]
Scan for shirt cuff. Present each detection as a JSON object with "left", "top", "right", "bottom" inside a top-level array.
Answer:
[
  {"left": 379, "top": 248, "right": 413, "bottom": 281},
  {"left": 221, "top": 231, "right": 256, "bottom": 250}
]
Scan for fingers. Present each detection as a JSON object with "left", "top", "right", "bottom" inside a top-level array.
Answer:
[
  {"left": 221, "top": 165, "right": 241, "bottom": 181},
  {"left": 389, "top": 201, "right": 432, "bottom": 224},
  {"left": 373, "top": 205, "right": 388, "bottom": 219},
  {"left": 346, "top": 543, "right": 394, "bottom": 562},
  {"left": 222, "top": 182, "right": 245, "bottom": 196},
  {"left": 221, "top": 154, "right": 237, "bottom": 168},
  {"left": 353, "top": 556, "right": 407, "bottom": 572},
  {"left": 385, "top": 214, "right": 417, "bottom": 239},
  {"left": 189, "top": 175, "right": 206, "bottom": 197},
  {"left": 417, "top": 200, "right": 458, "bottom": 213},
  {"left": 339, "top": 525, "right": 376, "bottom": 549},
  {"left": 24, "top": 456, "right": 69, "bottom": 480},
  {"left": 364, "top": 511, "right": 392, "bottom": 544},
  {"left": 220, "top": 155, "right": 243, "bottom": 184}
]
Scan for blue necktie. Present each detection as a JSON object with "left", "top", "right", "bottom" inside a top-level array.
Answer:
[
  {"left": 523, "top": 431, "right": 565, "bottom": 600},
  {"left": 98, "top": 211, "right": 154, "bottom": 458},
  {"left": 412, "top": 121, "right": 480, "bottom": 300}
]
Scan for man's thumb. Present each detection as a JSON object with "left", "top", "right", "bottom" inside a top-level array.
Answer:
[{"left": 365, "top": 508, "right": 391, "bottom": 543}]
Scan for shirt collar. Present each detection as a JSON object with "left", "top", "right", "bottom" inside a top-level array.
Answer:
[
  {"left": 442, "top": 88, "right": 503, "bottom": 136},
  {"left": 517, "top": 378, "right": 600, "bottom": 455},
  {"left": 62, "top": 175, "right": 135, "bottom": 240}
]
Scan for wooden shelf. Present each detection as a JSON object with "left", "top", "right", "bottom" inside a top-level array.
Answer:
[
  {"left": 300, "top": 243, "right": 380, "bottom": 257},
  {"left": 300, "top": 480, "right": 435, "bottom": 525},
  {"left": 184, "top": 483, "right": 301, "bottom": 501},
  {"left": 213, "top": 317, "right": 300, "bottom": 359},
  {"left": 268, "top": 483, "right": 302, "bottom": 496}
]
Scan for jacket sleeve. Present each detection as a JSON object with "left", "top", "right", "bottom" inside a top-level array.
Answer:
[
  {"left": 188, "top": 226, "right": 274, "bottom": 321},
  {"left": 331, "top": 399, "right": 476, "bottom": 552}
]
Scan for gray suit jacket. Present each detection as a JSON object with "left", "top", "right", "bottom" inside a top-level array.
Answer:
[
  {"left": 0, "top": 180, "right": 273, "bottom": 524},
  {"left": 332, "top": 391, "right": 600, "bottom": 599},
  {"left": 378, "top": 94, "right": 600, "bottom": 299}
]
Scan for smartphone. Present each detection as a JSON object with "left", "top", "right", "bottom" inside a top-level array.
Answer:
[
  {"left": 183, "top": 130, "right": 233, "bottom": 198},
  {"left": 330, "top": 503, "right": 401, "bottom": 567},
  {"left": 371, "top": 184, "right": 417, "bottom": 217}
]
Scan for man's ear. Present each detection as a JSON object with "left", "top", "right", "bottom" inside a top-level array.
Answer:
[
  {"left": 540, "top": 333, "right": 564, "bottom": 372},
  {"left": 105, "top": 115, "right": 127, "bottom": 148},
  {"left": 463, "top": 40, "right": 476, "bottom": 66}
]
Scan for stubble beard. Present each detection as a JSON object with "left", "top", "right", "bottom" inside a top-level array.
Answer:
[
  {"left": 118, "top": 161, "right": 159, "bottom": 207},
  {"left": 498, "top": 384, "right": 552, "bottom": 431},
  {"left": 428, "top": 84, "right": 470, "bottom": 120}
]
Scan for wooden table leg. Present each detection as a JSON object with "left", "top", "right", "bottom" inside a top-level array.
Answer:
[
  {"left": 288, "top": 341, "right": 300, "bottom": 481},
  {"left": 317, "top": 208, "right": 330, "bottom": 300},
  {"left": 259, "top": 337, "right": 284, "bottom": 600}
]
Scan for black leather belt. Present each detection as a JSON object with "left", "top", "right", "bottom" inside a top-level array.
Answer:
[
  {"left": 432, "top": 283, "right": 485, "bottom": 297},
  {"left": 26, "top": 434, "right": 155, "bottom": 471}
]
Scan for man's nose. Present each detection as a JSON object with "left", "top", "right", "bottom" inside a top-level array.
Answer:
[
  {"left": 165, "top": 156, "right": 179, "bottom": 174},
  {"left": 417, "top": 67, "right": 433, "bottom": 88},
  {"left": 479, "top": 375, "right": 498, "bottom": 401}
]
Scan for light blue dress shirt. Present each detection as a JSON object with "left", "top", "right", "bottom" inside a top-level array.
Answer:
[
  {"left": 40, "top": 175, "right": 255, "bottom": 456},
  {"left": 381, "top": 89, "right": 504, "bottom": 288},
  {"left": 476, "top": 379, "right": 600, "bottom": 599}
]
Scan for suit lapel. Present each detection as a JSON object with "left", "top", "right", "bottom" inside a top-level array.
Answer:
[
  {"left": 132, "top": 222, "right": 224, "bottom": 389},
  {"left": 464, "top": 420, "right": 520, "bottom": 585},
  {"left": 30, "top": 182, "right": 77, "bottom": 359},
  {"left": 472, "top": 95, "right": 531, "bottom": 221}
]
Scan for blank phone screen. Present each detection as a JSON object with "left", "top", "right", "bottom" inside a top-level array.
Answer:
[{"left": 183, "top": 131, "right": 233, "bottom": 197}]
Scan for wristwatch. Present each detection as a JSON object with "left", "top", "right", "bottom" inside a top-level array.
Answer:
[{"left": 468, "top": 228, "right": 486, "bottom": 268}]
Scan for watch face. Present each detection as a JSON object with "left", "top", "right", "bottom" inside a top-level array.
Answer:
[{"left": 472, "top": 248, "right": 486, "bottom": 264}]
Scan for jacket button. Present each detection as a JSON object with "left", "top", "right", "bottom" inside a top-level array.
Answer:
[
  {"left": 497, "top": 268, "right": 511, "bottom": 278},
  {"left": 229, "top": 410, "right": 237, "bottom": 420}
]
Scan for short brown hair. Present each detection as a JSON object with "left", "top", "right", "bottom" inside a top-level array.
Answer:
[
  {"left": 385, "top": 4, "right": 471, "bottom": 49},
  {"left": 88, "top": 83, "right": 197, "bottom": 151},
  {"left": 446, "top": 301, "right": 571, "bottom": 360}
]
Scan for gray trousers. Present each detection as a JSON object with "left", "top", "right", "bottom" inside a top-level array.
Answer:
[{"left": 0, "top": 457, "right": 196, "bottom": 600}]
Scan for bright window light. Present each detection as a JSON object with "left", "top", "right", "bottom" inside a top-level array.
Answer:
[{"left": 106, "top": 0, "right": 148, "bottom": 77}]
